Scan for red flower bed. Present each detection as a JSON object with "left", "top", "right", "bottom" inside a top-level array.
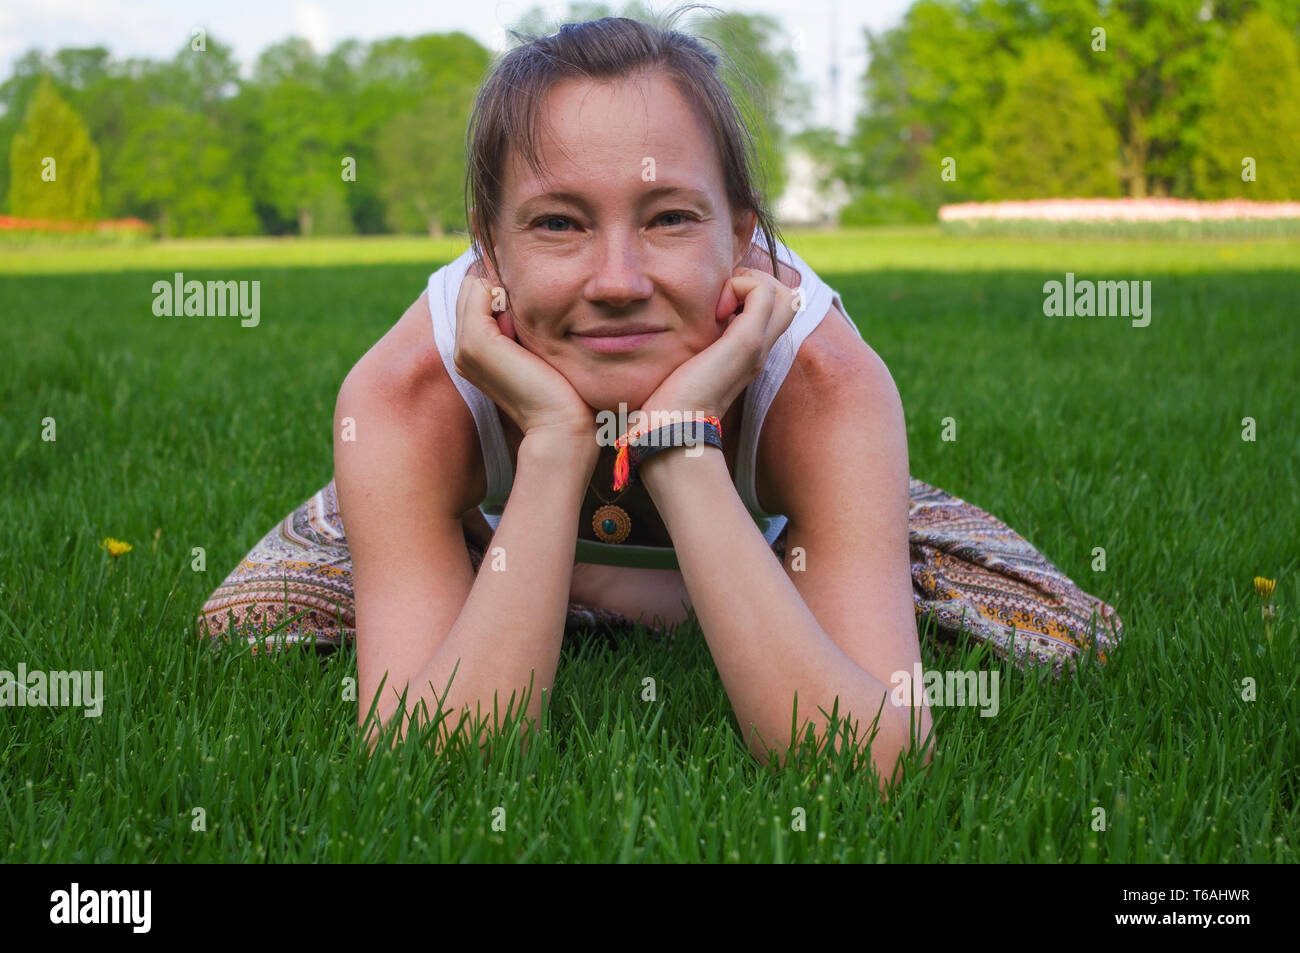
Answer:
[{"left": 0, "top": 215, "right": 151, "bottom": 234}]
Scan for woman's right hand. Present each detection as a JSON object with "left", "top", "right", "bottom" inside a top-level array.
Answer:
[{"left": 453, "top": 263, "right": 595, "bottom": 441}]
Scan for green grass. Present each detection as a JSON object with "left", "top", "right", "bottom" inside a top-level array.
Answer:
[{"left": 1, "top": 226, "right": 1296, "bottom": 862}]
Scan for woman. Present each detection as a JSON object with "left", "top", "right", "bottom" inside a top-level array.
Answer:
[{"left": 198, "top": 14, "right": 1122, "bottom": 781}]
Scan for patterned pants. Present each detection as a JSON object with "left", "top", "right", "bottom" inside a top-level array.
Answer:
[{"left": 196, "top": 477, "right": 1124, "bottom": 675}]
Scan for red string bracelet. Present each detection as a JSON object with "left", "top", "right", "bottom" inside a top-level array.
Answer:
[{"left": 613, "top": 414, "right": 722, "bottom": 491}]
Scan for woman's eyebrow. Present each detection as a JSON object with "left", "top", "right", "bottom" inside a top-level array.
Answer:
[{"left": 515, "top": 185, "right": 713, "bottom": 217}]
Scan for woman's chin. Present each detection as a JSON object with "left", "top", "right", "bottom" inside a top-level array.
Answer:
[{"left": 578, "top": 382, "right": 657, "bottom": 416}]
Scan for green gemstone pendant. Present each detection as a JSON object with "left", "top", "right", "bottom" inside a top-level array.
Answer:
[{"left": 592, "top": 504, "right": 631, "bottom": 543}]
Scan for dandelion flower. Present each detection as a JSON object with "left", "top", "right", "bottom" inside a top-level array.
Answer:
[
  {"left": 1254, "top": 576, "right": 1278, "bottom": 645},
  {"left": 100, "top": 537, "right": 132, "bottom": 557}
]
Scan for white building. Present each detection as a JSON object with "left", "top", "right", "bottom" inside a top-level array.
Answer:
[{"left": 774, "top": 147, "right": 851, "bottom": 227}]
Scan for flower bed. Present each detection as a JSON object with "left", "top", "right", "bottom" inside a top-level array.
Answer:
[
  {"left": 0, "top": 215, "right": 153, "bottom": 246},
  {"left": 938, "top": 199, "right": 1300, "bottom": 239}
]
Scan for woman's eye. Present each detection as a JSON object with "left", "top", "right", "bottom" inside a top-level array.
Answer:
[{"left": 532, "top": 212, "right": 693, "bottom": 230}]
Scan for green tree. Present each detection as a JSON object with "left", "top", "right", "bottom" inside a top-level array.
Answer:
[
  {"left": 246, "top": 38, "right": 350, "bottom": 235},
  {"left": 107, "top": 104, "right": 259, "bottom": 236},
  {"left": 840, "top": 0, "right": 1300, "bottom": 214},
  {"left": 691, "top": 10, "right": 810, "bottom": 209},
  {"left": 375, "top": 95, "right": 473, "bottom": 236},
  {"left": 350, "top": 32, "right": 491, "bottom": 236},
  {"left": 8, "top": 74, "right": 101, "bottom": 219},
  {"left": 985, "top": 39, "right": 1121, "bottom": 199},
  {"left": 0, "top": 50, "right": 54, "bottom": 213},
  {"left": 844, "top": 0, "right": 1022, "bottom": 221},
  {"left": 1195, "top": 11, "right": 1300, "bottom": 200}
]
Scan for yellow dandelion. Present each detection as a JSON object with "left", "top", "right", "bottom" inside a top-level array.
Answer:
[
  {"left": 100, "top": 537, "right": 133, "bottom": 557},
  {"left": 1253, "top": 576, "right": 1278, "bottom": 645}
]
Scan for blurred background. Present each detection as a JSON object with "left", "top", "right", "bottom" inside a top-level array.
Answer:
[{"left": 4, "top": 0, "right": 1298, "bottom": 241}]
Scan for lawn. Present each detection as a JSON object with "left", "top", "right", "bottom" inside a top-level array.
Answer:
[{"left": 1, "top": 226, "right": 1296, "bottom": 862}]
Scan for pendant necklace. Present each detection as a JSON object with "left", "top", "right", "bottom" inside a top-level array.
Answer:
[{"left": 589, "top": 456, "right": 632, "bottom": 543}]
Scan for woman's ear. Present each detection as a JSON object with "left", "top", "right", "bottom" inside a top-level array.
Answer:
[
  {"left": 469, "top": 218, "right": 505, "bottom": 286},
  {"left": 731, "top": 207, "right": 758, "bottom": 270},
  {"left": 469, "top": 252, "right": 505, "bottom": 293}
]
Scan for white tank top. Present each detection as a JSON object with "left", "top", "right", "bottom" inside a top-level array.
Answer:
[{"left": 426, "top": 229, "right": 860, "bottom": 570}]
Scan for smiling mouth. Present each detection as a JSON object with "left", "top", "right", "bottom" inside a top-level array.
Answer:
[{"left": 569, "top": 330, "right": 666, "bottom": 354}]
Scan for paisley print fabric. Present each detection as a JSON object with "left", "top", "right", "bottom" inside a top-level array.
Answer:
[{"left": 197, "top": 476, "right": 1123, "bottom": 675}]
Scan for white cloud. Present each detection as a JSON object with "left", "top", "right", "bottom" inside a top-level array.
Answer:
[{"left": 294, "top": 1, "right": 329, "bottom": 53}]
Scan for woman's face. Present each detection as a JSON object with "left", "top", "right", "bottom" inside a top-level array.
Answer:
[{"left": 485, "top": 71, "right": 758, "bottom": 415}]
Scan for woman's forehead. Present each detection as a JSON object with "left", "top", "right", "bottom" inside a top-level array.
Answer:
[{"left": 505, "top": 74, "right": 721, "bottom": 199}]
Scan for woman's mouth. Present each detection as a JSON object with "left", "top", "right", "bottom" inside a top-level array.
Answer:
[{"left": 569, "top": 329, "right": 667, "bottom": 354}]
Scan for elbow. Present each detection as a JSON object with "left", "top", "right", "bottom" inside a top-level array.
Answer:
[
  {"left": 743, "top": 699, "right": 935, "bottom": 781},
  {"left": 876, "top": 703, "right": 935, "bottom": 793}
]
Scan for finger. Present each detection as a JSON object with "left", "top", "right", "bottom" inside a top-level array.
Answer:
[
  {"left": 481, "top": 280, "right": 519, "bottom": 341},
  {"left": 723, "top": 274, "right": 777, "bottom": 325},
  {"left": 457, "top": 278, "right": 505, "bottom": 353},
  {"left": 724, "top": 271, "right": 772, "bottom": 299},
  {"left": 497, "top": 306, "right": 517, "bottom": 341},
  {"left": 716, "top": 266, "right": 773, "bottom": 320},
  {"left": 459, "top": 277, "right": 493, "bottom": 326},
  {"left": 715, "top": 280, "right": 741, "bottom": 321}
]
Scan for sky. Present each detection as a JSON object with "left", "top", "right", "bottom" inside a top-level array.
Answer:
[{"left": 0, "top": 0, "right": 914, "bottom": 135}]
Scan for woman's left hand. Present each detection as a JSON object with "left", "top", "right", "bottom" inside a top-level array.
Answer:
[{"left": 637, "top": 266, "right": 801, "bottom": 425}]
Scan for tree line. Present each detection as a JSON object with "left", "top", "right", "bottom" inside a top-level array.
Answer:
[
  {"left": 3, "top": 1, "right": 1298, "bottom": 234},
  {"left": 0, "top": 3, "right": 806, "bottom": 237},
  {"left": 835, "top": 0, "right": 1300, "bottom": 222}
]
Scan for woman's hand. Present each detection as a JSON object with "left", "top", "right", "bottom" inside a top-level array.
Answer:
[
  {"left": 638, "top": 266, "right": 800, "bottom": 425},
  {"left": 453, "top": 264, "right": 595, "bottom": 440}
]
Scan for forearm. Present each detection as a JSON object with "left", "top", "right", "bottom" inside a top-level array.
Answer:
[
  {"left": 401, "top": 432, "right": 597, "bottom": 748},
  {"left": 639, "top": 447, "right": 916, "bottom": 779}
]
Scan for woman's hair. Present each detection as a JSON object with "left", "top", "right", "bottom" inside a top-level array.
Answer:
[{"left": 464, "top": 4, "right": 785, "bottom": 286}]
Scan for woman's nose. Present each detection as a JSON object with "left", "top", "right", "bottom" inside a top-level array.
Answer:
[{"left": 586, "top": 232, "right": 653, "bottom": 308}]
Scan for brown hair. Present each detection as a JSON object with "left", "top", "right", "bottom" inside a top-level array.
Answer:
[{"left": 463, "top": 4, "right": 784, "bottom": 286}]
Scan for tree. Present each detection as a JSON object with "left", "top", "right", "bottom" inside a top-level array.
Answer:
[
  {"left": 349, "top": 32, "right": 491, "bottom": 236},
  {"left": 8, "top": 75, "right": 101, "bottom": 219},
  {"left": 107, "top": 104, "right": 258, "bottom": 236},
  {"left": 246, "top": 38, "right": 350, "bottom": 235},
  {"left": 0, "top": 50, "right": 50, "bottom": 213},
  {"left": 844, "top": 0, "right": 1022, "bottom": 221},
  {"left": 839, "top": 0, "right": 1300, "bottom": 214},
  {"left": 375, "top": 94, "right": 473, "bottom": 236},
  {"left": 691, "top": 10, "right": 810, "bottom": 209},
  {"left": 985, "top": 39, "right": 1121, "bottom": 199},
  {"left": 1195, "top": 11, "right": 1300, "bottom": 200}
]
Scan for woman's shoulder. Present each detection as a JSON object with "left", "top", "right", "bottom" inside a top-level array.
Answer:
[
  {"left": 753, "top": 292, "right": 891, "bottom": 517},
  {"left": 344, "top": 291, "right": 457, "bottom": 408},
  {"left": 336, "top": 291, "right": 487, "bottom": 510}
]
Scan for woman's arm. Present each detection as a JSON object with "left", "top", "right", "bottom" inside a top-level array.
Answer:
[
  {"left": 338, "top": 292, "right": 599, "bottom": 754},
  {"left": 637, "top": 328, "right": 932, "bottom": 791},
  {"left": 388, "top": 427, "right": 598, "bottom": 749},
  {"left": 342, "top": 377, "right": 597, "bottom": 751}
]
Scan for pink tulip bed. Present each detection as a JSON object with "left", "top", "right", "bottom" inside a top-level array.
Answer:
[{"left": 938, "top": 199, "right": 1300, "bottom": 239}]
